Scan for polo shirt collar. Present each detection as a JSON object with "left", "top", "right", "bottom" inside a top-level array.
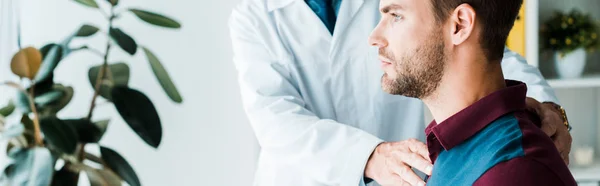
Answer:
[{"left": 425, "top": 80, "right": 528, "bottom": 151}]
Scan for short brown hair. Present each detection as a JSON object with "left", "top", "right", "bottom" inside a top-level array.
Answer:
[{"left": 430, "top": 0, "right": 523, "bottom": 61}]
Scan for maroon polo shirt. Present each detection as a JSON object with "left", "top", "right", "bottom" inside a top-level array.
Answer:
[{"left": 424, "top": 80, "right": 576, "bottom": 185}]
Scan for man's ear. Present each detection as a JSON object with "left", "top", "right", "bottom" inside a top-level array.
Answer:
[{"left": 449, "top": 3, "right": 476, "bottom": 45}]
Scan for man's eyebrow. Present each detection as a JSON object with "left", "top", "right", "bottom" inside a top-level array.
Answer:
[{"left": 380, "top": 4, "right": 403, "bottom": 13}]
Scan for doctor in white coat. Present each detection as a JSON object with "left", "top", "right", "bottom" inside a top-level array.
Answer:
[{"left": 228, "top": 0, "right": 572, "bottom": 185}]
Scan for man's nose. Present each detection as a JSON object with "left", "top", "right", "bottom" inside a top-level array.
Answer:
[{"left": 368, "top": 28, "right": 388, "bottom": 48}]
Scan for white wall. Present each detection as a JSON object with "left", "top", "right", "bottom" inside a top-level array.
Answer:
[{"left": 2, "top": 0, "right": 258, "bottom": 185}]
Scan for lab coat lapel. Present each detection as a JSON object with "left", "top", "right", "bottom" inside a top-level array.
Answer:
[
  {"left": 334, "top": 0, "right": 366, "bottom": 35},
  {"left": 331, "top": 0, "right": 366, "bottom": 53},
  {"left": 267, "top": 0, "right": 296, "bottom": 11},
  {"left": 274, "top": 0, "right": 334, "bottom": 41}
]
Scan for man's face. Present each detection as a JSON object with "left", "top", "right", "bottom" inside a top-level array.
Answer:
[{"left": 369, "top": 0, "right": 448, "bottom": 99}]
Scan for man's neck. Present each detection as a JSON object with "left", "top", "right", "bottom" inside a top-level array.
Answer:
[{"left": 423, "top": 57, "right": 506, "bottom": 124}]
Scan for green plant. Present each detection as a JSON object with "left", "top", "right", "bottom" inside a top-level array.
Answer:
[
  {"left": 541, "top": 9, "right": 600, "bottom": 57},
  {"left": 0, "top": 0, "right": 182, "bottom": 185}
]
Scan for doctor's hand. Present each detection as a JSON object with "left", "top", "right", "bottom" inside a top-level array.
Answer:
[
  {"left": 364, "top": 139, "right": 433, "bottom": 186},
  {"left": 526, "top": 97, "right": 572, "bottom": 165}
]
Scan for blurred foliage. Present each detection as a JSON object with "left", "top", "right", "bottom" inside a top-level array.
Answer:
[
  {"left": 0, "top": 0, "right": 183, "bottom": 185},
  {"left": 541, "top": 9, "right": 600, "bottom": 57}
]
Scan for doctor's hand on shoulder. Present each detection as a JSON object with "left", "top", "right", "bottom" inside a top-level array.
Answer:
[
  {"left": 526, "top": 98, "right": 572, "bottom": 165},
  {"left": 365, "top": 138, "right": 433, "bottom": 186}
]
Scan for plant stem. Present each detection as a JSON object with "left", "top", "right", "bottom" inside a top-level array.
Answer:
[
  {"left": 87, "top": 9, "right": 114, "bottom": 121},
  {"left": 0, "top": 82, "right": 41, "bottom": 146},
  {"left": 99, "top": 6, "right": 111, "bottom": 20},
  {"left": 86, "top": 45, "right": 110, "bottom": 120},
  {"left": 72, "top": 46, "right": 104, "bottom": 58},
  {"left": 85, "top": 152, "right": 109, "bottom": 167},
  {"left": 88, "top": 48, "right": 105, "bottom": 58},
  {"left": 27, "top": 84, "right": 43, "bottom": 146},
  {"left": 74, "top": 7, "right": 115, "bottom": 184},
  {"left": 105, "top": 64, "right": 114, "bottom": 82},
  {"left": 80, "top": 9, "right": 113, "bottom": 158}
]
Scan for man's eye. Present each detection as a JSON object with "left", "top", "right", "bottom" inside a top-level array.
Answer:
[{"left": 391, "top": 13, "right": 403, "bottom": 22}]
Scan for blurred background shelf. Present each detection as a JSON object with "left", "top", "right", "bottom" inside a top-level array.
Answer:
[
  {"left": 571, "top": 162, "right": 600, "bottom": 183},
  {"left": 516, "top": 1, "right": 600, "bottom": 180},
  {"left": 548, "top": 75, "right": 600, "bottom": 88}
]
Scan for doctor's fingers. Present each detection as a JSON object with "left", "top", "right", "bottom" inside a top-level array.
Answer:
[
  {"left": 389, "top": 159, "right": 426, "bottom": 186},
  {"left": 403, "top": 138, "right": 431, "bottom": 162},
  {"left": 392, "top": 150, "right": 433, "bottom": 175}
]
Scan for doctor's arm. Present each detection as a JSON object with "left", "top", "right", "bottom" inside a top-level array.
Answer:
[
  {"left": 229, "top": 8, "right": 431, "bottom": 186},
  {"left": 501, "top": 48, "right": 572, "bottom": 164},
  {"left": 229, "top": 9, "right": 384, "bottom": 186},
  {"left": 501, "top": 48, "right": 558, "bottom": 103}
]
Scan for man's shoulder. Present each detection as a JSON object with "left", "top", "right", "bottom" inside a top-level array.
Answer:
[
  {"left": 466, "top": 114, "right": 525, "bottom": 155},
  {"left": 468, "top": 112, "right": 558, "bottom": 163},
  {"left": 429, "top": 115, "right": 525, "bottom": 185},
  {"left": 474, "top": 157, "right": 577, "bottom": 186},
  {"left": 471, "top": 112, "right": 576, "bottom": 185}
]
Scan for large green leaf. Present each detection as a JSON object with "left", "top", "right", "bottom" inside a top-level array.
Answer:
[
  {"left": 49, "top": 85, "right": 74, "bottom": 112},
  {"left": 63, "top": 119, "right": 104, "bottom": 143},
  {"left": 21, "top": 115, "right": 35, "bottom": 132},
  {"left": 3, "top": 147, "right": 54, "bottom": 186},
  {"left": 106, "top": 0, "right": 118, "bottom": 6},
  {"left": 73, "top": 0, "right": 99, "bottom": 8},
  {"left": 41, "top": 43, "right": 70, "bottom": 59},
  {"left": 34, "top": 90, "right": 63, "bottom": 107},
  {"left": 39, "top": 117, "right": 78, "bottom": 154},
  {"left": 94, "top": 119, "right": 110, "bottom": 137},
  {"left": 104, "top": 64, "right": 130, "bottom": 86},
  {"left": 14, "top": 91, "right": 31, "bottom": 114},
  {"left": 100, "top": 146, "right": 140, "bottom": 186},
  {"left": 50, "top": 167, "right": 78, "bottom": 186},
  {"left": 39, "top": 44, "right": 57, "bottom": 58},
  {"left": 31, "top": 73, "right": 55, "bottom": 97},
  {"left": 36, "top": 85, "right": 74, "bottom": 117},
  {"left": 69, "top": 163, "right": 122, "bottom": 186},
  {"left": 111, "top": 86, "right": 162, "bottom": 148},
  {"left": 0, "top": 101, "right": 15, "bottom": 117},
  {"left": 88, "top": 63, "right": 130, "bottom": 101},
  {"left": 20, "top": 115, "right": 35, "bottom": 145},
  {"left": 34, "top": 45, "right": 63, "bottom": 82},
  {"left": 129, "top": 9, "right": 181, "bottom": 29},
  {"left": 87, "top": 169, "right": 122, "bottom": 186},
  {"left": 40, "top": 43, "right": 69, "bottom": 63},
  {"left": 142, "top": 47, "right": 182, "bottom": 103},
  {"left": 76, "top": 24, "right": 100, "bottom": 37},
  {"left": 109, "top": 28, "right": 137, "bottom": 55}
]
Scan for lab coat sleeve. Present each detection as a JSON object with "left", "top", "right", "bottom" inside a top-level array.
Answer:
[
  {"left": 501, "top": 48, "right": 560, "bottom": 104},
  {"left": 229, "top": 7, "right": 383, "bottom": 186}
]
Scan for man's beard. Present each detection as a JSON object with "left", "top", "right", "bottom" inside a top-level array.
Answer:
[{"left": 381, "top": 31, "right": 447, "bottom": 99}]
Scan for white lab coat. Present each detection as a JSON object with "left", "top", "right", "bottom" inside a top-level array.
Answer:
[{"left": 228, "top": 0, "right": 558, "bottom": 185}]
